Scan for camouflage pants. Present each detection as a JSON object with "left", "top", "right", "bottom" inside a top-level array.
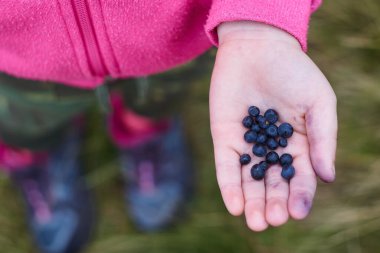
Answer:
[{"left": 0, "top": 69, "right": 190, "bottom": 150}]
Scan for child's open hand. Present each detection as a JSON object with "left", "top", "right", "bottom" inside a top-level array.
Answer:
[{"left": 209, "top": 22, "right": 337, "bottom": 231}]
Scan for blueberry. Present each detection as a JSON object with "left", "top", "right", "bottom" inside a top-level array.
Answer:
[
  {"left": 264, "top": 109, "right": 279, "bottom": 124},
  {"left": 278, "top": 123, "right": 294, "bottom": 138},
  {"left": 258, "top": 161, "right": 269, "bottom": 171},
  {"left": 281, "top": 165, "right": 295, "bottom": 180},
  {"left": 244, "top": 130, "right": 257, "bottom": 143},
  {"left": 266, "top": 151, "right": 279, "bottom": 164},
  {"left": 257, "top": 115, "right": 269, "bottom": 129},
  {"left": 279, "top": 153, "right": 293, "bottom": 166},
  {"left": 239, "top": 154, "right": 251, "bottom": 165},
  {"left": 251, "top": 123, "right": 261, "bottom": 133},
  {"left": 251, "top": 164, "right": 266, "bottom": 180},
  {"left": 256, "top": 133, "right": 267, "bottom": 144},
  {"left": 252, "top": 144, "right": 267, "bottom": 157},
  {"left": 265, "top": 125, "right": 278, "bottom": 137},
  {"left": 278, "top": 137, "right": 288, "bottom": 148},
  {"left": 242, "top": 116, "right": 253, "bottom": 128},
  {"left": 248, "top": 106, "right": 260, "bottom": 117},
  {"left": 266, "top": 138, "right": 278, "bottom": 150}
]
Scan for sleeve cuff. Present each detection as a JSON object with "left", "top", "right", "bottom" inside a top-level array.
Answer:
[
  {"left": 311, "top": 0, "right": 322, "bottom": 12},
  {"left": 205, "top": 0, "right": 321, "bottom": 52}
]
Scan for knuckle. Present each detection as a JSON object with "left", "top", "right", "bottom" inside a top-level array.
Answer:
[
  {"left": 216, "top": 161, "right": 239, "bottom": 174},
  {"left": 265, "top": 168, "right": 284, "bottom": 189},
  {"left": 219, "top": 183, "right": 241, "bottom": 192},
  {"left": 245, "top": 195, "right": 265, "bottom": 203},
  {"left": 268, "top": 181, "right": 281, "bottom": 189},
  {"left": 216, "top": 161, "right": 242, "bottom": 186}
]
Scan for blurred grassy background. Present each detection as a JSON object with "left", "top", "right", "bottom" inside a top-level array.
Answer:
[{"left": 1, "top": 0, "right": 380, "bottom": 252}]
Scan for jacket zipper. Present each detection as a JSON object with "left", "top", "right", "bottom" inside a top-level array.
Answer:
[
  {"left": 71, "top": 0, "right": 108, "bottom": 77},
  {"left": 71, "top": 0, "right": 112, "bottom": 113}
]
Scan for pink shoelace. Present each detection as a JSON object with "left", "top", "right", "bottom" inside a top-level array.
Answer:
[
  {"left": 137, "top": 161, "right": 156, "bottom": 194},
  {"left": 0, "top": 142, "right": 47, "bottom": 173},
  {"left": 108, "top": 93, "right": 170, "bottom": 148},
  {"left": 22, "top": 179, "right": 52, "bottom": 223},
  {"left": 0, "top": 142, "right": 52, "bottom": 223}
]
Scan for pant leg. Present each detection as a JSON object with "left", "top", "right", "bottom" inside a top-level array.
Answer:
[
  {"left": 0, "top": 73, "right": 95, "bottom": 150},
  {"left": 110, "top": 61, "right": 206, "bottom": 119},
  {"left": 107, "top": 65, "right": 199, "bottom": 148}
]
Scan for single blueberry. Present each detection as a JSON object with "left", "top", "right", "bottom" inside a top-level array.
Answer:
[
  {"left": 278, "top": 123, "right": 294, "bottom": 138},
  {"left": 281, "top": 165, "right": 295, "bottom": 180},
  {"left": 258, "top": 161, "right": 269, "bottom": 171},
  {"left": 244, "top": 130, "right": 257, "bottom": 143},
  {"left": 251, "top": 123, "right": 261, "bottom": 133},
  {"left": 252, "top": 144, "right": 267, "bottom": 157},
  {"left": 251, "top": 164, "right": 266, "bottom": 180},
  {"left": 266, "top": 138, "right": 278, "bottom": 150},
  {"left": 239, "top": 154, "right": 251, "bottom": 165},
  {"left": 280, "top": 153, "right": 293, "bottom": 167},
  {"left": 256, "top": 133, "right": 267, "bottom": 144},
  {"left": 264, "top": 109, "right": 279, "bottom": 124},
  {"left": 248, "top": 106, "right": 260, "bottom": 117},
  {"left": 242, "top": 116, "right": 253, "bottom": 128},
  {"left": 257, "top": 115, "right": 269, "bottom": 129},
  {"left": 265, "top": 125, "right": 278, "bottom": 137},
  {"left": 278, "top": 137, "right": 288, "bottom": 148},
  {"left": 266, "top": 151, "right": 279, "bottom": 164}
]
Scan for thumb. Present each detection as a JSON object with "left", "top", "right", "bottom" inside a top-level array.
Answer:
[{"left": 306, "top": 92, "right": 338, "bottom": 183}]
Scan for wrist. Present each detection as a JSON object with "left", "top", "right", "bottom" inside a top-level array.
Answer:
[{"left": 217, "top": 21, "right": 301, "bottom": 50}]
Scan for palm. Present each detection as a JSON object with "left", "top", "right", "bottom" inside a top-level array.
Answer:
[{"left": 210, "top": 40, "right": 337, "bottom": 231}]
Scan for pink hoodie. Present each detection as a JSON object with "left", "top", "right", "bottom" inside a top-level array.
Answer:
[{"left": 0, "top": 0, "right": 321, "bottom": 89}]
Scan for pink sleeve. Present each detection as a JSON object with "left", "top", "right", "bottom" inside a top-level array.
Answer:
[
  {"left": 205, "top": 0, "right": 322, "bottom": 51},
  {"left": 311, "top": 0, "right": 322, "bottom": 12}
]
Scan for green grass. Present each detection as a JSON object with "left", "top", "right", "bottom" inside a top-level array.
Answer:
[{"left": 2, "top": 0, "right": 380, "bottom": 252}]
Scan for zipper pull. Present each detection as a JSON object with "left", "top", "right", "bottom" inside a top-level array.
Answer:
[{"left": 95, "top": 78, "right": 112, "bottom": 114}]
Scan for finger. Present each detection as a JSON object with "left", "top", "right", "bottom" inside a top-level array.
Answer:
[
  {"left": 242, "top": 159, "right": 268, "bottom": 231},
  {"left": 306, "top": 95, "right": 337, "bottom": 183},
  {"left": 265, "top": 164, "right": 289, "bottom": 226},
  {"left": 213, "top": 143, "right": 244, "bottom": 216},
  {"left": 288, "top": 154, "right": 317, "bottom": 220}
]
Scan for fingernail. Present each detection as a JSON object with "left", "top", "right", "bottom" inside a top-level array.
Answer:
[
  {"left": 232, "top": 195, "right": 241, "bottom": 207},
  {"left": 229, "top": 195, "right": 243, "bottom": 215},
  {"left": 269, "top": 203, "right": 288, "bottom": 226},
  {"left": 252, "top": 211, "right": 262, "bottom": 221},
  {"left": 332, "top": 166, "right": 336, "bottom": 176},
  {"left": 248, "top": 209, "right": 268, "bottom": 231},
  {"left": 294, "top": 198, "right": 311, "bottom": 217},
  {"left": 251, "top": 211, "right": 268, "bottom": 230},
  {"left": 273, "top": 203, "right": 286, "bottom": 219}
]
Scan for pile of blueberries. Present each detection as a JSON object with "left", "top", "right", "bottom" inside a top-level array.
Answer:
[{"left": 239, "top": 106, "right": 295, "bottom": 181}]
